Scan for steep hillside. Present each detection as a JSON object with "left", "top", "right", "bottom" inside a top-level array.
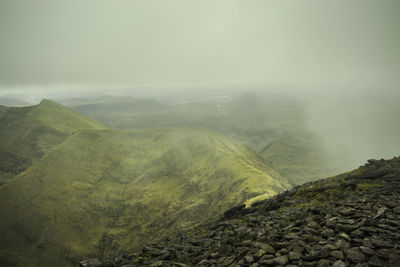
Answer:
[
  {"left": 260, "top": 131, "right": 328, "bottom": 184},
  {"left": 93, "top": 156, "right": 400, "bottom": 267},
  {"left": 0, "top": 127, "right": 289, "bottom": 267},
  {"left": 67, "top": 93, "right": 332, "bottom": 184},
  {"left": 0, "top": 100, "right": 106, "bottom": 184}
]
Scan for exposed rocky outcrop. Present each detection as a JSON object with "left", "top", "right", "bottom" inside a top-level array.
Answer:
[{"left": 85, "top": 156, "right": 400, "bottom": 266}]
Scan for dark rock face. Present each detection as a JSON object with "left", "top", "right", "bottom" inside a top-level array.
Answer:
[{"left": 83, "top": 157, "right": 400, "bottom": 267}]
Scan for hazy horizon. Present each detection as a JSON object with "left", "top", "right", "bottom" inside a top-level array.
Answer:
[{"left": 1, "top": 0, "right": 399, "bottom": 89}]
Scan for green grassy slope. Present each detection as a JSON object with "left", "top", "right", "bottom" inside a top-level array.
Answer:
[
  {"left": 0, "top": 127, "right": 289, "bottom": 266},
  {"left": 0, "top": 100, "right": 106, "bottom": 184},
  {"left": 68, "top": 93, "right": 332, "bottom": 184}
]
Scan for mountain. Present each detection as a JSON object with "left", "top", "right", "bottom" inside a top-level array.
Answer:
[
  {"left": 66, "top": 93, "right": 333, "bottom": 184},
  {"left": 91, "top": 156, "right": 400, "bottom": 267},
  {"left": 0, "top": 99, "right": 106, "bottom": 185},
  {"left": 0, "top": 125, "right": 289, "bottom": 266}
]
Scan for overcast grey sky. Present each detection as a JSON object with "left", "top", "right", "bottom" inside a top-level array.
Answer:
[{"left": 0, "top": 0, "right": 399, "bottom": 92}]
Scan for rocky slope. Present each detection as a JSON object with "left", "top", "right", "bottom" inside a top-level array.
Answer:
[{"left": 89, "top": 156, "right": 400, "bottom": 267}]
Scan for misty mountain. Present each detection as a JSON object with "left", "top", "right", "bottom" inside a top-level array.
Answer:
[
  {"left": 0, "top": 101, "right": 289, "bottom": 266},
  {"left": 0, "top": 1, "right": 399, "bottom": 266},
  {"left": 67, "top": 92, "right": 333, "bottom": 184}
]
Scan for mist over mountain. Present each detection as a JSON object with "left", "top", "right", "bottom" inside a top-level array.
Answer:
[
  {"left": 1, "top": 86, "right": 399, "bottom": 176},
  {"left": 63, "top": 92, "right": 333, "bottom": 184},
  {"left": 0, "top": 0, "right": 399, "bottom": 266}
]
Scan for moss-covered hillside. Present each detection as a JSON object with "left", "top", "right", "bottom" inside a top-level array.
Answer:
[
  {"left": 0, "top": 125, "right": 289, "bottom": 266},
  {"left": 0, "top": 100, "right": 106, "bottom": 184}
]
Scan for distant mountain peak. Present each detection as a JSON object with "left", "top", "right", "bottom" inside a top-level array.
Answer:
[{"left": 38, "top": 99, "right": 60, "bottom": 106}]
